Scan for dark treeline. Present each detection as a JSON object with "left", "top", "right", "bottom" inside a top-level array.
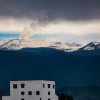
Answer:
[{"left": 57, "top": 94, "right": 73, "bottom": 100}]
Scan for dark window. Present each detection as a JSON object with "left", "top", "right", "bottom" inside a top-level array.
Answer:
[
  {"left": 48, "top": 84, "right": 51, "bottom": 88},
  {"left": 21, "top": 91, "right": 25, "bottom": 95},
  {"left": 13, "top": 84, "right": 17, "bottom": 89},
  {"left": 53, "top": 85, "right": 55, "bottom": 89},
  {"left": 40, "top": 98, "right": 42, "bottom": 100},
  {"left": 48, "top": 92, "right": 50, "bottom": 95},
  {"left": 43, "top": 84, "right": 45, "bottom": 88},
  {"left": 48, "top": 98, "right": 50, "bottom": 100},
  {"left": 21, "top": 84, "right": 25, "bottom": 88},
  {"left": 36, "top": 91, "right": 40, "bottom": 95},
  {"left": 28, "top": 91, "right": 32, "bottom": 95},
  {"left": 21, "top": 99, "right": 24, "bottom": 100}
]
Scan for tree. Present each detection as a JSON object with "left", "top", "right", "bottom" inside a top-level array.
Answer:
[{"left": 57, "top": 93, "right": 73, "bottom": 100}]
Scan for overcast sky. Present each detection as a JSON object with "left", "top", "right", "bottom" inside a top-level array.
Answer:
[{"left": 0, "top": 0, "right": 100, "bottom": 43}]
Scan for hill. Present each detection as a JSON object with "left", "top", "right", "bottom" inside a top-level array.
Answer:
[{"left": 0, "top": 48, "right": 100, "bottom": 96}]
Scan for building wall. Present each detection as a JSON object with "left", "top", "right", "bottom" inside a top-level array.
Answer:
[
  {"left": 3, "top": 80, "right": 58, "bottom": 100},
  {"left": 2, "top": 96, "right": 10, "bottom": 100}
]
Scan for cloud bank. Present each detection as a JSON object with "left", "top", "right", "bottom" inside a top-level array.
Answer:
[
  {"left": 0, "top": 0, "right": 100, "bottom": 21},
  {"left": 0, "top": 0, "right": 100, "bottom": 42}
]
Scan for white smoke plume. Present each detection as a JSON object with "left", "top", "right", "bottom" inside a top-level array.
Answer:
[{"left": 20, "top": 21, "right": 48, "bottom": 41}]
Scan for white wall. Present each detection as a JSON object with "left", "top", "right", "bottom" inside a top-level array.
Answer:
[
  {"left": 3, "top": 80, "right": 58, "bottom": 100},
  {"left": 2, "top": 96, "right": 11, "bottom": 100}
]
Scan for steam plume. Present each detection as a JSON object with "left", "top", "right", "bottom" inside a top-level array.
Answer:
[{"left": 20, "top": 21, "right": 48, "bottom": 40}]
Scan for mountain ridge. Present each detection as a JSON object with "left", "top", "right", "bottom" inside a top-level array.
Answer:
[
  {"left": 0, "top": 39, "right": 100, "bottom": 100},
  {"left": 0, "top": 39, "right": 100, "bottom": 56},
  {"left": 0, "top": 38, "right": 83, "bottom": 51}
]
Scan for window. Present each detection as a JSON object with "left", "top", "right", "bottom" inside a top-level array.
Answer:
[
  {"left": 21, "top": 91, "right": 25, "bottom": 95},
  {"left": 48, "top": 92, "right": 50, "bottom": 95},
  {"left": 28, "top": 91, "right": 32, "bottom": 95},
  {"left": 40, "top": 98, "right": 42, "bottom": 100},
  {"left": 36, "top": 91, "right": 40, "bottom": 95},
  {"left": 21, "top": 99, "right": 24, "bottom": 100},
  {"left": 13, "top": 84, "right": 17, "bottom": 89},
  {"left": 48, "top": 98, "right": 50, "bottom": 100},
  {"left": 43, "top": 84, "right": 45, "bottom": 88},
  {"left": 21, "top": 84, "right": 25, "bottom": 88},
  {"left": 48, "top": 84, "right": 51, "bottom": 88},
  {"left": 53, "top": 85, "right": 55, "bottom": 89}
]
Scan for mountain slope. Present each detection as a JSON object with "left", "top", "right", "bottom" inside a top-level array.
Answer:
[
  {"left": 0, "top": 39, "right": 100, "bottom": 56},
  {"left": 0, "top": 39, "right": 100, "bottom": 100},
  {"left": 72, "top": 42, "right": 100, "bottom": 55},
  {"left": 0, "top": 49, "right": 100, "bottom": 95},
  {"left": 0, "top": 38, "right": 82, "bottom": 51},
  {"left": 79, "top": 42, "right": 100, "bottom": 51}
]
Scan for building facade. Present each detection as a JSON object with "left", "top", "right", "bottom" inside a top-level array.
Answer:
[{"left": 2, "top": 80, "right": 58, "bottom": 100}]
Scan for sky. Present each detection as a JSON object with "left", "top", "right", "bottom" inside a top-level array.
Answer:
[{"left": 0, "top": 0, "right": 100, "bottom": 44}]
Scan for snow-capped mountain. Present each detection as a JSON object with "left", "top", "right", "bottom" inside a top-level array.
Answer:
[
  {"left": 0, "top": 38, "right": 82, "bottom": 52},
  {"left": 79, "top": 41, "right": 100, "bottom": 51},
  {"left": 0, "top": 38, "right": 100, "bottom": 54}
]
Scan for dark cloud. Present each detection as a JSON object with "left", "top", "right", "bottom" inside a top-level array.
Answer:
[{"left": 0, "top": 0, "right": 100, "bottom": 21}]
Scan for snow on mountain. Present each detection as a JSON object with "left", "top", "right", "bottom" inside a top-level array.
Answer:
[
  {"left": 0, "top": 38, "right": 82, "bottom": 52},
  {"left": 79, "top": 41, "right": 100, "bottom": 51}
]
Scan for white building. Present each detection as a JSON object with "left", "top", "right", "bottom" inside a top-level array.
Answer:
[{"left": 2, "top": 80, "right": 58, "bottom": 100}]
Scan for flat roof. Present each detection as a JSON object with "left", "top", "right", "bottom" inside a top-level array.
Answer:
[{"left": 10, "top": 80, "right": 55, "bottom": 82}]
